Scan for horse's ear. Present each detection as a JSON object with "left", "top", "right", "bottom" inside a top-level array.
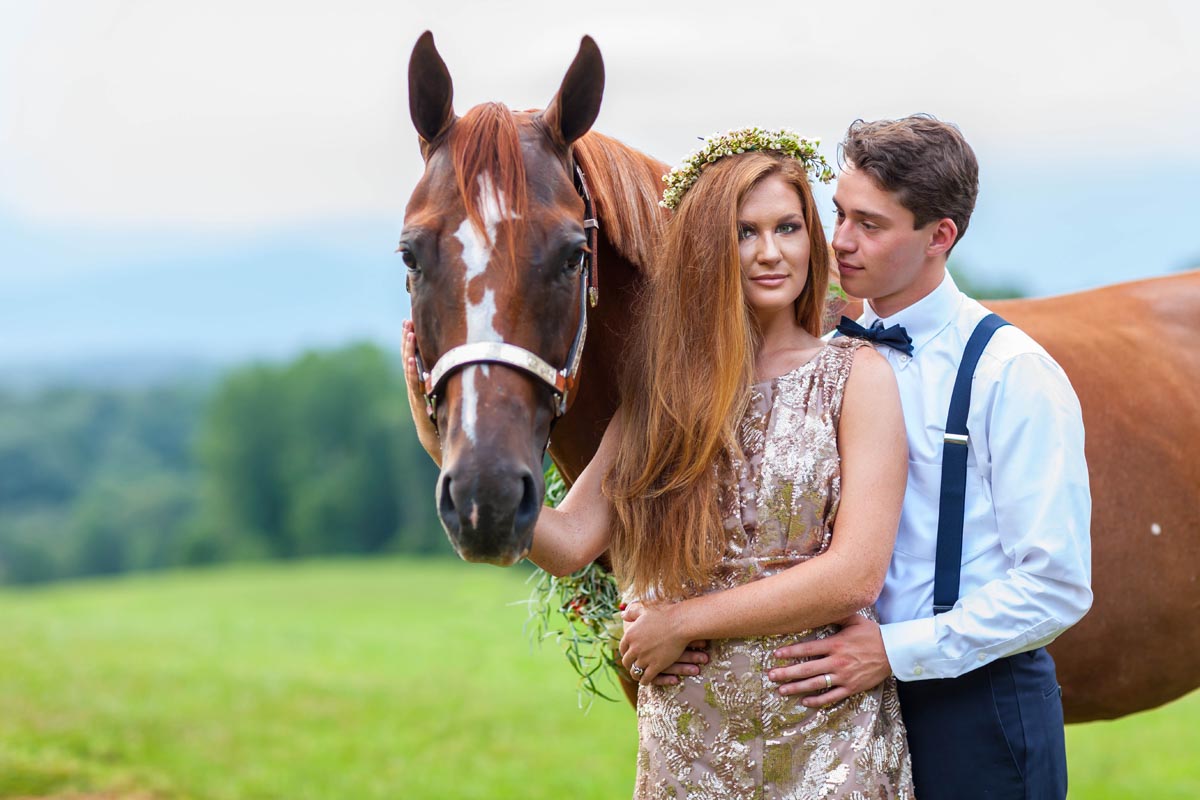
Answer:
[
  {"left": 408, "top": 31, "right": 457, "bottom": 157},
  {"left": 542, "top": 36, "right": 604, "bottom": 148}
]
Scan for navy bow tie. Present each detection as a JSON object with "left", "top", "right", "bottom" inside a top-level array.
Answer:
[{"left": 836, "top": 316, "right": 914, "bottom": 356}]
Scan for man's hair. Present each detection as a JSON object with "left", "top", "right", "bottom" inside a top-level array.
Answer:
[{"left": 840, "top": 115, "right": 979, "bottom": 249}]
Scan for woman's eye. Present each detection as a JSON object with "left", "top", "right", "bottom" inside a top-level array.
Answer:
[
  {"left": 777, "top": 223, "right": 798, "bottom": 234},
  {"left": 738, "top": 226, "right": 754, "bottom": 241}
]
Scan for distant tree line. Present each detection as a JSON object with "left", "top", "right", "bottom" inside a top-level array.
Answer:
[
  {"left": 0, "top": 262, "right": 1028, "bottom": 586},
  {"left": 0, "top": 343, "right": 448, "bottom": 585},
  {"left": 948, "top": 261, "right": 1026, "bottom": 300}
]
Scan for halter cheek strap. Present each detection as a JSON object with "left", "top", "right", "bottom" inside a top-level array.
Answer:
[{"left": 411, "top": 159, "right": 600, "bottom": 431}]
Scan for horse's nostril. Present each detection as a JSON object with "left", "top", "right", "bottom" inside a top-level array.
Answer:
[
  {"left": 438, "top": 472, "right": 459, "bottom": 535},
  {"left": 514, "top": 471, "right": 541, "bottom": 532}
]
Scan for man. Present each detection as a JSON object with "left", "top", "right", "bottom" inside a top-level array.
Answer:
[{"left": 764, "top": 115, "right": 1092, "bottom": 799}]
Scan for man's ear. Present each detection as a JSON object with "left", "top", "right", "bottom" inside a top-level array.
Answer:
[{"left": 927, "top": 218, "right": 959, "bottom": 258}]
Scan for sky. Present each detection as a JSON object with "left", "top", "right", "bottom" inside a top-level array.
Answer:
[{"left": 1, "top": 0, "right": 1198, "bottom": 367}]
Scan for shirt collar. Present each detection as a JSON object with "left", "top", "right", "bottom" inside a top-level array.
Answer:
[{"left": 861, "top": 270, "right": 963, "bottom": 357}]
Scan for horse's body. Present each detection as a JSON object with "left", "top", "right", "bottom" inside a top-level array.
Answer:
[
  {"left": 404, "top": 33, "right": 1200, "bottom": 722},
  {"left": 832, "top": 277, "right": 1200, "bottom": 721},
  {"left": 988, "top": 280, "right": 1200, "bottom": 720}
]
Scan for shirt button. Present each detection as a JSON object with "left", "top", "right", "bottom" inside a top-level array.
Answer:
[
  {"left": 978, "top": 653, "right": 987, "bottom": 662},
  {"left": 913, "top": 665, "right": 924, "bottom": 676},
  {"left": 898, "top": 354, "right": 911, "bottom": 364}
]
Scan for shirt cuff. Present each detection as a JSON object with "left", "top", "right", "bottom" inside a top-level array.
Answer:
[{"left": 879, "top": 616, "right": 939, "bottom": 681}]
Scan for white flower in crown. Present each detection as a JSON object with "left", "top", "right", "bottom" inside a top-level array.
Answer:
[{"left": 660, "top": 126, "right": 834, "bottom": 210}]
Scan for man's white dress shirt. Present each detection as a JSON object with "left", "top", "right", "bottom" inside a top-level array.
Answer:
[{"left": 861, "top": 271, "right": 1093, "bottom": 681}]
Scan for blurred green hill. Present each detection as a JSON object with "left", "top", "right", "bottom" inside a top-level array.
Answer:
[
  {"left": 0, "top": 262, "right": 1021, "bottom": 587},
  {"left": 0, "top": 343, "right": 448, "bottom": 586}
]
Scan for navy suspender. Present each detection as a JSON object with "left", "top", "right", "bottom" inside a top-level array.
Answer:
[{"left": 932, "top": 313, "right": 1010, "bottom": 615}]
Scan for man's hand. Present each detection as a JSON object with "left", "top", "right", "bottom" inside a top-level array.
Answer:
[
  {"left": 619, "top": 601, "right": 697, "bottom": 685},
  {"left": 649, "top": 646, "right": 709, "bottom": 686},
  {"left": 402, "top": 320, "right": 442, "bottom": 465},
  {"left": 767, "top": 613, "right": 892, "bottom": 707}
]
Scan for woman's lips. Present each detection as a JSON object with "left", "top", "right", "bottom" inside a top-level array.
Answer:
[{"left": 751, "top": 274, "right": 787, "bottom": 287}]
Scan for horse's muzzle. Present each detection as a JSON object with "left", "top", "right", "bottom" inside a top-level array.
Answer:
[{"left": 436, "top": 462, "right": 542, "bottom": 565}]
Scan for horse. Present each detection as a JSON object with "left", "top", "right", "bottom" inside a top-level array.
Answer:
[
  {"left": 401, "top": 32, "right": 1200, "bottom": 722},
  {"left": 832, "top": 276, "right": 1200, "bottom": 721}
]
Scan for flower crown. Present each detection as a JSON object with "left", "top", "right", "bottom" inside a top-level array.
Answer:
[{"left": 660, "top": 127, "right": 835, "bottom": 210}]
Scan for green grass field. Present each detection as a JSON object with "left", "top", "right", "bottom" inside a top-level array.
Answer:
[{"left": 0, "top": 559, "right": 1196, "bottom": 799}]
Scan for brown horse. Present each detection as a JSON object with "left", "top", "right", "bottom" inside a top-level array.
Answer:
[
  {"left": 403, "top": 32, "right": 1200, "bottom": 722},
  {"left": 402, "top": 32, "right": 664, "bottom": 565},
  {"left": 831, "top": 276, "right": 1200, "bottom": 721}
]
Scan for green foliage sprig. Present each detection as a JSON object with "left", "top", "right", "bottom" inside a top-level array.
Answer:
[
  {"left": 524, "top": 464, "right": 625, "bottom": 710},
  {"left": 660, "top": 126, "right": 835, "bottom": 210}
]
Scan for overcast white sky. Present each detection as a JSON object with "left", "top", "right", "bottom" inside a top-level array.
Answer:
[
  {"left": 1, "top": 0, "right": 1197, "bottom": 363},
  {"left": 3, "top": 0, "right": 1197, "bottom": 232}
]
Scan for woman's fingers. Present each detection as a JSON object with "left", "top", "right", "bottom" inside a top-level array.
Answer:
[
  {"left": 621, "top": 649, "right": 645, "bottom": 683},
  {"left": 621, "top": 642, "right": 660, "bottom": 685},
  {"left": 402, "top": 321, "right": 420, "bottom": 385}
]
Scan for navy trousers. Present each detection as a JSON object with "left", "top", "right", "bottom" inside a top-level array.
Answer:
[{"left": 896, "top": 648, "right": 1067, "bottom": 800}]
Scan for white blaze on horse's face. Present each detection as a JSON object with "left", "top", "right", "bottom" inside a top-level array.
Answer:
[{"left": 452, "top": 173, "right": 518, "bottom": 445}]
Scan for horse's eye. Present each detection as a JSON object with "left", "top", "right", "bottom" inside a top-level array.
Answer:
[
  {"left": 564, "top": 247, "right": 586, "bottom": 274},
  {"left": 398, "top": 246, "right": 419, "bottom": 271}
]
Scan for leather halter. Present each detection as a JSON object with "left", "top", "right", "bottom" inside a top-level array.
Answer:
[{"left": 411, "top": 159, "right": 600, "bottom": 431}]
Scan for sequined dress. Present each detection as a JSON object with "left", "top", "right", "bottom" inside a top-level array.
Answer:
[{"left": 633, "top": 338, "right": 914, "bottom": 800}]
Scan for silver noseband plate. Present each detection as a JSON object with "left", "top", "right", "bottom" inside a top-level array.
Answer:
[{"left": 425, "top": 341, "right": 568, "bottom": 399}]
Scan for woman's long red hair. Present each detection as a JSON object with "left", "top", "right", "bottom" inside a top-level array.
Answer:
[{"left": 605, "top": 151, "right": 829, "bottom": 599}]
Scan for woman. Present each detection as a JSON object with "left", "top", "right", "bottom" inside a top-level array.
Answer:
[{"left": 405, "top": 129, "right": 912, "bottom": 798}]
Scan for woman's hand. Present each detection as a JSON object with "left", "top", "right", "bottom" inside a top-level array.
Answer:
[
  {"left": 402, "top": 319, "right": 442, "bottom": 465},
  {"left": 619, "top": 601, "right": 695, "bottom": 685}
]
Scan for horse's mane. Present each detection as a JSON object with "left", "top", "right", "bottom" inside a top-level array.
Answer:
[
  {"left": 445, "top": 103, "right": 528, "bottom": 262},
  {"left": 444, "top": 106, "right": 665, "bottom": 276},
  {"left": 573, "top": 131, "right": 669, "bottom": 274}
]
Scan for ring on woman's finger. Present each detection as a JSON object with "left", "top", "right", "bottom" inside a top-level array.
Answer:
[
  {"left": 630, "top": 664, "right": 645, "bottom": 679},
  {"left": 823, "top": 673, "right": 833, "bottom": 690}
]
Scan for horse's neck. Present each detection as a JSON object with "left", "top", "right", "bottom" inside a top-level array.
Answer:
[
  {"left": 573, "top": 131, "right": 668, "bottom": 276},
  {"left": 549, "top": 134, "right": 666, "bottom": 482},
  {"left": 827, "top": 296, "right": 863, "bottom": 333}
]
